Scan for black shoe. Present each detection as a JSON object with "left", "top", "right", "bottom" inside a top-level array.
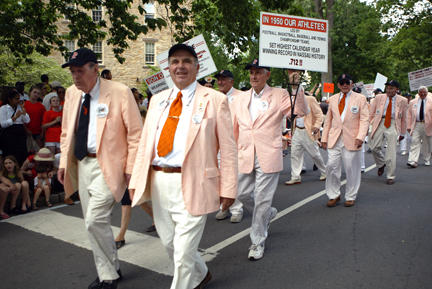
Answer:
[
  {"left": 313, "top": 164, "right": 318, "bottom": 171},
  {"left": 115, "top": 240, "right": 125, "bottom": 249},
  {"left": 300, "top": 169, "right": 306, "bottom": 175},
  {"left": 146, "top": 225, "right": 156, "bottom": 232},
  {"left": 88, "top": 270, "right": 122, "bottom": 289}
]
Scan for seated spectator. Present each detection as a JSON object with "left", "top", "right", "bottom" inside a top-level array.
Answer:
[
  {"left": 2, "top": 155, "right": 31, "bottom": 214},
  {"left": 0, "top": 88, "right": 30, "bottom": 165},
  {"left": 0, "top": 156, "right": 13, "bottom": 219},
  {"left": 32, "top": 148, "right": 55, "bottom": 209},
  {"left": 42, "top": 96, "right": 62, "bottom": 154},
  {"left": 24, "top": 85, "right": 46, "bottom": 147}
]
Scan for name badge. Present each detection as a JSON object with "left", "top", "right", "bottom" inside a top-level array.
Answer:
[
  {"left": 96, "top": 103, "right": 109, "bottom": 118},
  {"left": 259, "top": 100, "right": 269, "bottom": 111},
  {"left": 192, "top": 114, "right": 203, "bottom": 124},
  {"left": 350, "top": 106, "right": 359, "bottom": 114},
  {"left": 376, "top": 109, "right": 380, "bottom": 115}
]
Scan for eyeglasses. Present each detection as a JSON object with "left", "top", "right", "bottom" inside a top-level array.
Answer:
[{"left": 338, "top": 80, "right": 350, "bottom": 85}]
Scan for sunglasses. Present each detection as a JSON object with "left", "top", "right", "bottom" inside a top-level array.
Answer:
[{"left": 338, "top": 80, "right": 351, "bottom": 85}]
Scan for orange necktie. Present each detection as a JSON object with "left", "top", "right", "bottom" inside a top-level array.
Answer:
[
  {"left": 384, "top": 97, "right": 392, "bottom": 128},
  {"left": 157, "top": 91, "right": 183, "bottom": 157},
  {"left": 338, "top": 93, "right": 346, "bottom": 115}
]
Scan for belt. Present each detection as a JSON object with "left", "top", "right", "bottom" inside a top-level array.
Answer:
[
  {"left": 296, "top": 126, "right": 305, "bottom": 129},
  {"left": 87, "top": 153, "right": 97, "bottom": 158},
  {"left": 152, "top": 165, "right": 181, "bottom": 173}
]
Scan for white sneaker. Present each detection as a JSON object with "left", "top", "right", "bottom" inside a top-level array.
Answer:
[
  {"left": 319, "top": 174, "right": 326, "bottom": 181},
  {"left": 230, "top": 213, "right": 243, "bottom": 223},
  {"left": 248, "top": 244, "right": 265, "bottom": 260},
  {"left": 425, "top": 160, "right": 431, "bottom": 166},
  {"left": 401, "top": 151, "right": 407, "bottom": 155},
  {"left": 215, "top": 209, "right": 229, "bottom": 220},
  {"left": 284, "top": 178, "right": 301, "bottom": 185}
]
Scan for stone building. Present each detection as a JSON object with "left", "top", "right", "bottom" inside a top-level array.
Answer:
[{"left": 49, "top": 1, "right": 175, "bottom": 88}]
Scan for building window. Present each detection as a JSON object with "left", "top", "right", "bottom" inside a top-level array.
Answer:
[
  {"left": 92, "top": 6, "right": 102, "bottom": 22},
  {"left": 93, "top": 41, "right": 103, "bottom": 64},
  {"left": 145, "top": 42, "right": 155, "bottom": 64},
  {"left": 64, "top": 40, "right": 75, "bottom": 60},
  {"left": 144, "top": 2, "right": 155, "bottom": 20}
]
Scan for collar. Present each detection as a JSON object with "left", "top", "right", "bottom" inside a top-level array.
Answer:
[
  {"left": 82, "top": 77, "right": 100, "bottom": 98},
  {"left": 226, "top": 86, "right": 235, "bottom": 97},
  {"left": 172, "top": 81, "right": 197, "bottom": 107},
  {"left": 339, "top": 90, "right": 352, "bottom": 99},
  {"left": 253, "top": 84, "right": 268, "bottom": 98}
]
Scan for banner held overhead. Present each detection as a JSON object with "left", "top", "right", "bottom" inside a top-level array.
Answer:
[{"left": 259, "top": 12, "right": 328, "bottom": 72}]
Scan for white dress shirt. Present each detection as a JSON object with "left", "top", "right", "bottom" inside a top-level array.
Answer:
[
  {"left": 339, "top": 91, "right": 352, "bottom": 122},
  {"left": 152, "top": 81, "right": 196, "bottom": 167},
  {"left": 296, "top": 117, "right": 305, "bottom": 128},
  {"left": 80, "top": 77, "right": 100, "bottom": 154},
  {"left": 249, "top": 85, "right": 267, "bottom": 122},
  {"left": 416, "top": 98, "right": 427, "bottom": 121},
  {"left": 226, "top": 86, "right": 235, "bottom": 103},
  {"left": 382, "top": 96, "right": 396, "bottom": 119},
  {"left": 0, "top": 104, "right": 30, "bottom": 128}
]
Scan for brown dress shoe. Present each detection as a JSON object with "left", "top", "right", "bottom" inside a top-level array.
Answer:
[
  {"left": 194, "top": 271, "right": 212, "bottom": 289},
  {"left": 344, "top": 200, "right": 355, "bottom": 207},
  {"left": 377, "top": 164, "right": 386, "bottom": 176},
  {"left": 386, "top": 179, "right": 395, "bottom": 185},
  {"left": 326, "top": 196, "right": 341, "bottom": 207}
]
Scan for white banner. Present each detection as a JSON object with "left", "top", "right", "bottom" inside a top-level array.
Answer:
[
  {"left": 259, "top": 12, "right": 328, "bottom": 72},
  {"left": 156, "top": 34, "right": 217, "bottom": 88},
  {"left": 408, "top": 66, "right": 432, "bottom": 92},
  {"left": 374, "top": 73, "right": 387, "bottom": 91},
  {"left": 144, "top": 71, "right": 169, "bottom": 95}
]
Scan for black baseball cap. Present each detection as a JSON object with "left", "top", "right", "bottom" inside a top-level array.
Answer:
[
  {"left": 373, "top": 88, "right": 383, "bottom": 94},
  {"left": 245, "top": 59, "right": 270, "bottom": 71},
  {"left": 168, "top": 44, "right": 198, "bottom": 59},
  {"left": 337, "top": 73, "right": 352, "bottom": 84},
  {"left": 214, "top": 69, "right": 234, "bottom": 79},
  {"left": 385, "top": 80, "right": 400, "bottom": 88},
  {"left": 62, "top": 48, "right": 98, "bottom": 68}
]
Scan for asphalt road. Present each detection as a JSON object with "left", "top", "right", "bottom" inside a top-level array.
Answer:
[{"left": 1, "top": 147, "right": 432, "bottom": 289}]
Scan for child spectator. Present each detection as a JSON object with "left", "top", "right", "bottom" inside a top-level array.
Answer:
[
  {"left": 32, "top": 148, "right": 55, "bottom": 209},
  {"left": 2, "top": 155, "right": 31, "bottom": 214},
  {"left": 42, "top": 96, "right": 62, "bottom": 154},
  {"left": 24, "top": 85, "right": 46, "bottom": 147}
]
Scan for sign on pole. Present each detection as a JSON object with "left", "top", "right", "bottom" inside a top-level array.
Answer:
[
  {"left": 374, "top": 73, "right": 387, "bottom": 91},
  {"left": 323, "top": 83, "right": 334, "bottom": 93},
  {"left": 259, "top": 12, "right": 328, "bottom": 72},
  {"left": 156, "top": 34, "right": 217, "bottom": 88},
  {"left": 408, "top": 66, "right": 432, "bottom": 92},
  {"left": 144, "top": 71, "right": 169, "bottom": 95}
]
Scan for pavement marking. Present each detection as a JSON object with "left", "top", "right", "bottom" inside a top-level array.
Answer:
[
  {"left": 202, "top": 163, "right": 377, "bottom": 259},
  {"left": 4, "top": 210, "right": 174, "bottom": 276}
]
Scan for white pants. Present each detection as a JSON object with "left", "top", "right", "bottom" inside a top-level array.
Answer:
[
  {"left": 237, "top": 155, "right": 279, "bottom": 246},
  {"left": 151, "top": 170, "right": 207, "bottom": 289},
  {"left": 408, "top": 122, "right": 432, "bottom": 163},
  {"left": 290, "top": 128, "right": 326, "bottom": 179},
  {"left": 361, "top": 143, "right": 365, "bottom": 170},
  {"left": 370, "top": 119, "right": 398, "bottom": 180},
  {"left": 78, "top": 157, "right": 119, "bottom": 281},
  {"left": 326, "top": 137, "right": 362, "bottom": 201},
  {"left": 400, "top": 132, "right": 411, "bottom": 152}
]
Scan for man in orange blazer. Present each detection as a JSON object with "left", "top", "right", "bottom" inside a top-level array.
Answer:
[
  {"left": 407, "top": 86, "right": 432, "bottom": 167},
  {"left": 321, "top": 74, "right": 369, "bottom": 207},
  {"left": 129, "top": 44, "right": 237, "bottom": 289},
  {"left": 369, "top": 80, "right": 408, "bottom": 184},
  {"left": 231, "top": 59, "right": 307, "bottom": 261},
  {"left": 285, "top": 70, "right": 326, "bottom": 185},
  {"left": 214, "top": 69, "right": 244, "bottom": 223},
  {"left": 58, "top": 48, "right": 143, "bottom": 289}
]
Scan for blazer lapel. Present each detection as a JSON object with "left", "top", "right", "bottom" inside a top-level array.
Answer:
[
  {"left": 184, "top": 85, "right": 209, "bottom": 157},
  {"left": 253, "top": 85, "right": 271, "bottom": 126},
  {"left": 243, "top": 89, "right": 253, "bottom": 126},
  {"left": 150, "top": 89, "right": 173, "bottom": 157},
  {"left": 96, "top": 79, "right": 112, "bottom": 153}
]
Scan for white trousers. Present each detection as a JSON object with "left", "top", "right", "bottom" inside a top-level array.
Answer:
[
  {"left": 151, "top": 170, "right": 207, "bottom": 289},
  {"left": 400, "top": 132, "right": 411, "bottom": 152},
  {"left": 78, "top": 157, "right": 119, "bottom": 281},
  {"left": 237, "top": 155, "right": 279, "bottom": 246},
  {"left": 370, "top": 119, "right": 398, "bottom": 180},
  {"left": 408, "top": 122, "right": 432, "bottom": 163},
  {"left": 290, "top": 128, "right": 326, "bottom": 179},
  {"left": 326, "top": 137, "right": 362, "bottom": 201}
]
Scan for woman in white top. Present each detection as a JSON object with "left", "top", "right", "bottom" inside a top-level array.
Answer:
[{"left": 0, "top": 88, "right": 30, "bottom": 165}]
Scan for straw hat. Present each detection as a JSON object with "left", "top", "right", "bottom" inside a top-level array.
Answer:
[{"left": 34, "top": 148, "right": 55, "bottom": 161}]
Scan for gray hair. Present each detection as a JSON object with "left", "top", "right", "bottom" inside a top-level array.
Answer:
[{"left": 418, "top": 86, "right": 428, "bottom": 93}]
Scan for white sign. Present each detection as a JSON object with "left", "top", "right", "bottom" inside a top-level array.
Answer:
[
  {"left": 374, "top": 73, "right": 387, "bottom": 91},
  {"left": 364, "top": 83, "right": 375, "bottom": 98},
  {"left": 144, "top": 71, "right": 169, "bottom": 95},
  {"left": 259, "top": 12, "right": 328, "bottom": 72},
  {"left": 408, "top": 66, "right": 432, "bottom": 92},
  {"left": 156, "top": 34, "right": 217, "bottom": 88}
]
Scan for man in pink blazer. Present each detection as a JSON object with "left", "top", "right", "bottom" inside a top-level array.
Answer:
[
  {"left": 129, "top": 44, "right": 237, "bottom": 289},
  {"left": 231, "top": 60, "right": 307, "bottom": 261},
  {"left": 214, "top": 69, "right": 244, "bottom": 223},
  {"left": 58, "top": 48, "right": 143, "bottom": 289},
  {"left": 369, "top": 80, "right": 408, "bottom": 184},
  {"left": 407, "top": 86, "right": 432, "bottom": 167},
  {"left": 321, "top": 74, "right": 369, "bottom": 207}
]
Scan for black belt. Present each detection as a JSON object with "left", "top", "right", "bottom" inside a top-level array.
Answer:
[
  {"left": 87, "top": 153, "right": 97, "bottom": 158},
  {"left": 152, "top": 165, "right": 181, "bottom": 173},
  {"left": 296, "top": 126, "right": 305, "bottom": 129}
]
